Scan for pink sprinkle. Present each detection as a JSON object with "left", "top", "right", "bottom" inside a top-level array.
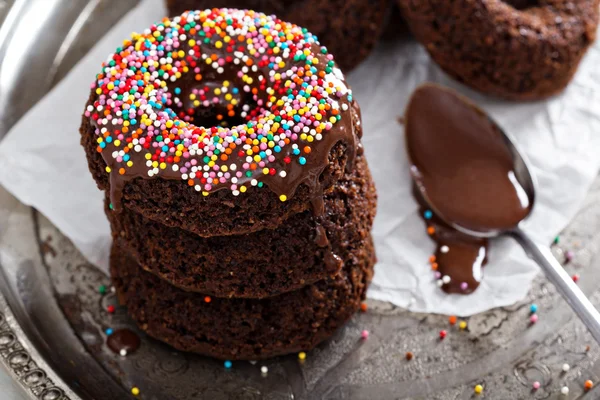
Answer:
[
  {"left": 361, "top": 330, "right": 369, "bottom": 340},
  {"left": 565, "top": 251, "right": 574, "bottom": 262},
  {"left": 460, "top": 282, "right": 468, "bottom": 291},
  {"left": 533, "top": 381, "right": 540, "bottom": 390},
  {"left": 530, "top": 314, "right": 539, "bottom": 324}
]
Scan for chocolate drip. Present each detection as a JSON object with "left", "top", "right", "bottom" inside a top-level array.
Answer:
[
  {"left": 310, "top": 194, "right": 343, "bottom": 274},
  {"left": 406, "top": 84, "right": 532, "bottom": 295},
  {"left": 106, "top": 329, "right": 141, "bottom": 355},
  {"left": 421, "top": 205, "right": 487, "bottom": 294}
]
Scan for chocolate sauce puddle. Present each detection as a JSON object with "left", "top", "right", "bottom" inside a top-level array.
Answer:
[
  {"left": 406, "top": 84, "right": 532, "bottom": 294},
  {"left": 106, "top": 328, "right": 141, "bottom": 355}
]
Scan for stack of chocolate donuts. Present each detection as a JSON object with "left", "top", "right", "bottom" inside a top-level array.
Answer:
[{"left": 80, "top": 9, "right": 377, "bottom": 359}]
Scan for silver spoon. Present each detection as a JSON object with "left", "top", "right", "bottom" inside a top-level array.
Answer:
[{"left": 415, "top": 111, "right": 600, "bottom": 344}]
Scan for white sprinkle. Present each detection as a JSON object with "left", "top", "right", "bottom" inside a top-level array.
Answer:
[
  {"left": 249, "top": 360, "right": 257, "bottom": 365},
  {"left": 279, "top": 171, "right": 287, "bottom": 178},
  {"left": 561, "top": 386, "right": 569, "bottom": 395},
  {"left": 260, "top": 366, "right": 268, "bottom": 375},
  {"left": 442, "top": 275, "right": 451, "bottom": 284},
  {"left": 562, "top": 363, "right": 570, "bottom": 372},
  {"left": 440, "top": 246, "right": 449, "bottom": 253},
  {"left": 436, "top": 280, "right": 444, "bottom": 288},
  {"left": 120, "top": 349, "right": 128, "bottom": 357}
]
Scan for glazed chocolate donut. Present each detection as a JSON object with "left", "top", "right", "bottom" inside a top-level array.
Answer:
[
  {"left": 80, "top": 8, "right": 363, "bottom": 237},
  {"left": 397, "top": 0, "right": 599, "bottom": 100},
  {"left": 165, "top": 0, "right": 390, "bottom": 71}
]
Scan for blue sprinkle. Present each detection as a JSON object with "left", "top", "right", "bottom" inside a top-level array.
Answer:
[
  {"left": 299, "top": 157, "right": 306, "bottom": 165},
  {"left": 232, "top": 88, "right": 239, "bottom": 94},
  {"left": 224, "top": 360, "right": 232, "bottom": 369},
  {"left": 99, "top": 142, "right": 106, "bottom": 149},
  {"left": 274, "top": 146, "right": 281, "bottom": 153},
  {"left": 105, "top": 328, "right": 113, "bottom": 336},
  {"left": 424, "top": 210, "right": 433, "bottom": 220},
  {"left": 162, "top": 145, "right": 169, "bottom": 152},
  {"left": 123, "top": 155, "right": 130, "bottom": 162},
  {"left": 105, "top": 137, "right": 113, "bottom": 144},
  {"left": 174, "top": 87, "right": 182, "bottom": 95},
  {"left": 259, "top": 151, "right": 267, "bottom": 159},
  {"left": 130, "top": 119, "right": 137, "bottom": 125},
  {"left": 293, "top": 148, "right": 300, "bottom": 156},
  {"left": 530, "top": 304, "right": 538, "bottom": 314}
]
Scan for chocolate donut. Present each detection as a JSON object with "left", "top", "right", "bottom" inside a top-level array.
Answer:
[
  {"left": 80, "top": 8, "right": 363, "bottom": 237},
  {"left": 107, "top": 154, "right": 376, "bottom": 298},
  {"left": 397, "top": 0, "right": 599, "bottom": 100},
  {"left": 110, "top": 238, "right": 375, "bottom": 360},
  {"left": 164, "top": 0, "right": 390, "bottom": 71}
]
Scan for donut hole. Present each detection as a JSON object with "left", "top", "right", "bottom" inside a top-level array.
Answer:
[
  {"left": 165, "top": 78, "right": 263, "bottom": 129},
  {"left": 503, "top": 0, "right": 540, "bottom": 10}
]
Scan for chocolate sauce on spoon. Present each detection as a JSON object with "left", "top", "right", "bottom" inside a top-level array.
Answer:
[
  {"left": 406, "top": 84, "right": 531, "bottom": 293},
  {"left": 405, "top": 84, "right": 600, "bottom": 345}
]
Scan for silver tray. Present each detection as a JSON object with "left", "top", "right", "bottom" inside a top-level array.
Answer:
[{"left": 2, "top": 1, "right": 600, "bottom": 399}]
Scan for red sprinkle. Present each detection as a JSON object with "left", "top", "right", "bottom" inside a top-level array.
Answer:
[{"left": 439, "top": 330, "right": 447, "bottom": 340}]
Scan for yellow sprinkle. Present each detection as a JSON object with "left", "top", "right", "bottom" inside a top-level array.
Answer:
[
  {"left": 459, "top": 321, "right": 467, "bottom": 330},
  {"left": 279, "top": 194, "right": 287, "bottom": 202},
  {"left": 131, "top": 387, "right": 140, "bottom": 396},
  {"left": 474, "top": 385, "right": 483, "bottom": 394},
  {"left": 160, "top": 162, "right": 167, "bottom": 170},
  {"left": 262, "top": 168, "right": 269, "bottom": 175},
  {"left": 240, "top": 186, "right": 247, "bottom": 193},
  {"left": 298, "top": 352, "right": 306, "bottom": 360},
  {"left": 105, "top": 167, "right": 111, "bottom": 173}
]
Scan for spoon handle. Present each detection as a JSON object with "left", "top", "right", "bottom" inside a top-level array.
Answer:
[{"left": 511, "top": 228, "right": 600, "bottom": 344}]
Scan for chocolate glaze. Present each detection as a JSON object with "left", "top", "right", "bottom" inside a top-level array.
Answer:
[
  {"left": 106, "top": 329, "right": 141, "bottom": 355},
  {"left": 406, "top": 84, "right": 531, "bottom": 234},
  {"left": 94, "top": 41, "right": 357, "bottom": 213},
  {"left": 406, "top": 84, "right": 532, "bottom": 294}
]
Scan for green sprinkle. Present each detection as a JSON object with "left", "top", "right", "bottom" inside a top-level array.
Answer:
[{"left": 99, "top": 285, "right": 107, "bottom": 295}]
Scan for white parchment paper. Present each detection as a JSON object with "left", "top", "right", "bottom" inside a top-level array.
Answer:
[{"left": 1, "top": 0, "right": 600, "bottom": 316}]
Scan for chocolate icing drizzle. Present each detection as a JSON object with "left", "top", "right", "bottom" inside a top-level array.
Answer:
[{"left": 406, "top": 84, "right": 532, "bottom": 294}]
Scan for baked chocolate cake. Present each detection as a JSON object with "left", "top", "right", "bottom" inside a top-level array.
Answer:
[
  {"left": 164, "top": 0, "right": 390, "bottom": 71},
  {"left": 111, "top": 239, "right": 375, "bottom": 360},
  {"left": 107, "top": 154, "right": 376, "bottom": 298},
  {"left": 80, "top": 8, "right": 377, "bottom": 359},
  {"left": 397, "top": 0, "right": 600, "bottom": 100}
]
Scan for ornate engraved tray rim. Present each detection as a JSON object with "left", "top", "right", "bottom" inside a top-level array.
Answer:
[{"left": 3, "top": 1, "right": 600, "bottom": 400}]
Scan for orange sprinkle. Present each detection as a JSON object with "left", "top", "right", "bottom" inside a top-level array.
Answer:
[
  {"left": 449, "top": 316, "right": 457, "bottom": 325},
  {"left": 427, "top": 226, "right": 436, "bottom": 235},
  {"left": 360, "top": 303, "right": 368, "bottom": 312},
  {"left": 429, "top": 255, "right": 436, "bottom": 263},
  {"left": 204, "top": 296, "right": 211, "bottom": 303},
  {"left": 304, "top": 146, "right": 311, "bottom": 154},
  {"left": 431, "top": 263, "right": 438, "bottom": 271},
  {"left": 118, "top": 168, "right": 125, "bottom": 175},
  {"left": 187, "top": 179, "right": 194, "bottom": 186},
  {"left": 585, "top": 380, "right": 594, "bottom": 390}
]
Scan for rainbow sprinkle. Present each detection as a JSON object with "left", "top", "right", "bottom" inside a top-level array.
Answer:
[{"left": 85, "top": 8, "right": 350, "bottom": 199}]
